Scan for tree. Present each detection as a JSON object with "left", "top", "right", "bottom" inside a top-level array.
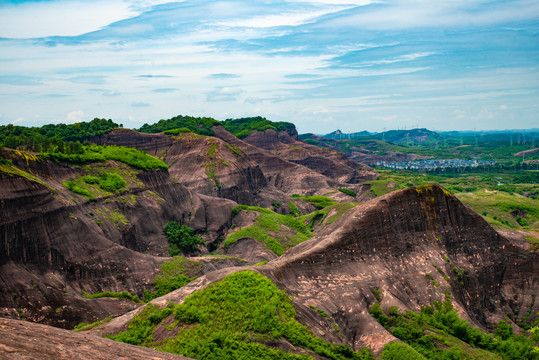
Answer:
[{"left": 163, "top": 222, "right": 205, "bottom": 255}]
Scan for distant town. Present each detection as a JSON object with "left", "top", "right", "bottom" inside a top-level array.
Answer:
[{"left": 376, "top": 159, "right": 496, "bottom": 171}]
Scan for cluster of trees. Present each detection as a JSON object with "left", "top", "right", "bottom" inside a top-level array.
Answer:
[
  {"left": 110, "top": 271, "right": 373, "bottom": 360},
  {"left": 370, "top": 294, "right": 538, "bottom": 359},
  {"left": 222, "top": 116, "right": 295, "bottom": 139},
  {"left": 0, "top": 118, "right": 119, "bottom": 151},
  {"left": 163, "top": 222, "right": 205, "bottom": 255},
  {"left": 138, "top": 115, "right": 220, "bottom": 136},
  {"left": 45, "top": 145, "right": 168, "bottom": 171}
]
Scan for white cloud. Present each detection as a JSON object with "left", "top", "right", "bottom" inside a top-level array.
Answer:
[{"left": 66, "top": 110, "right": 86, "bottom": 124}]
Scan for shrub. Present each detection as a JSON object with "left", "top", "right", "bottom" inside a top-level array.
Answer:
[
  {"left": 63, "top": 179, "right": 92, "bottom": 197},
  {"left": 97, "top": 172, "right": 126, "bottom": 192},
  {"left": 381, "top": 342, "right": 427, "bottom": 360},
  {"left": 163, "top": 222, "right": 205, "bottom": 255},
  {"left": 338, "top": 188, "right": 356, "bottom": 197}
]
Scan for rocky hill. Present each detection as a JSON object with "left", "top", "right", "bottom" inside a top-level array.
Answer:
[
  {"left": 1, "top": 118, "right": 537, "bottom": 359},
  {"left": 89, "top": 184, "right": 538, "bottom": 356}
]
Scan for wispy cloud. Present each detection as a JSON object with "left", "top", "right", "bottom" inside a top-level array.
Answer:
[
  {"left": 208, "top": 73, "right": 241, "bottom": 79},
  {"left": 206, "top": 87, "right": 244, "bottom": 102},
  {"left": 0, "top": 0, "right": 537, "bottom": 133},
  {"left": 0, "top": 75, "right": 42, "bottom": 85}
]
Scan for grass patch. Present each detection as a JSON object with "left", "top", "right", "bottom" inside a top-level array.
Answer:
[
  {"left": 109, "top": 271, "right": 373, "bottom": 360},
  {"left": 82, "top": 290, "right": 142, "bottom": 303},
  {"left": 144, "top": 257, "right": 203, "bottom": 301},
  {"left": 288, "top": 201, "right": 302, "bottom": 217},
  {"left": 291, "top": 194, "right": 336, "bottom": 209},
  {"left": 300, "top": 202, "right": 359, "bottom": 230},
  {"left": 457, "top": 191, "right": 539, "bottom": 230},
  {"left": 0, "top": 163, "right": 55, "bottom": 190},
  {"left": 338, "top": 188, "right": 356, "bottom": 197},
  {"left": 365, "top": 179, "right": 402, "bottom": 197},
  {"left": 225, "top": 205, "right": 314, "bottom": 256},
  {"left": 74, "top": 315, "right": 115, "bottom": 331}
]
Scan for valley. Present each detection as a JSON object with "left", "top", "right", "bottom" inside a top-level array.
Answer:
[{"left": 0, "top": 117, "right": 537, "bottom": 359}]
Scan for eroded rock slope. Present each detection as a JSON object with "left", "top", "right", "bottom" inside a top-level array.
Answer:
[{"left": 94, "top": 184, "right": 538, "bottom": 354}]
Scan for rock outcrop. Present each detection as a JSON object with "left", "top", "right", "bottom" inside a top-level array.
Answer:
[
  {"left": 0, "top": 317, "right": 192, "bottom": 360},
  {"left": 93, "top": 184, "right": 538, "bottom": 354},
  {"left": 240, "top": 126, "right": 376, "bottom": 185},
  {"left": 0, "top": 150, "right": 236, "bottom": 328}
]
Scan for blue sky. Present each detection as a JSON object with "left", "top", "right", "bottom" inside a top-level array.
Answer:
[{"left": 0, "top": 0, "right": 538, "bottom": 133}]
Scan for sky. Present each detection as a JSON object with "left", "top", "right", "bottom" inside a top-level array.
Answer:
[{"left": 0, "top": 0, "right": 538, "bottom": 134}]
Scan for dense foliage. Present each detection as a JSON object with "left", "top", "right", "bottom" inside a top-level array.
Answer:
[
  {"left": 0, "top": 118, "right": 119, "bottom": 148},
  {"left": 370, "top": 295, "right": 539, "bottom": 359},
  {"left": 163, "top": 222, "right": 205, "bottom": 255},
  {"left": 138, "top": 115, "right": 221, "bottom": 136},
  {"left": 110, "top": 271, "right": 373, "bottom": 360},
  {"left": 222, "top": 116, "right": 295, "bottom": 138},
  {"left": 44, "top": 144, "right": 168, "bottom": 171},
  {"left": 144, "top": 257, "right": 202, "bottom": 301}
]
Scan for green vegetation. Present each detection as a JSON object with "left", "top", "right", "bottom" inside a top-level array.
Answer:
[
  {"left": 301, "top": 130, "right": 539, "bottom": 164},
  {"left": 222, "top": 116, "right": 295, "bottom": 139},
  {"left": 300, "top": 202, "right": 359, "bottom": 230},
  {"left": 138, "top": 115, "right": 220, "bottom": 136},
  {"left": 309, "top": 305, "right": 329, "bottom": 318},
  {"left": 62, "top": 163, "right": 143, "bottom": 200},
  {"left": 163, "top": 222, "right": 205, "bottom": 255},
  {"left": 225, "top": 205, "right": 314, "bottom": 256},
  {"left": 144, "top": 257, "right": 202, "bottom": 301},
  {"left": 291, "top": 194, "right": 336, "bottom": 209},
  {"left": 0, "top": 154, "right": 54, "bottom": 189},
  {"left": 42, "top": 144, "right": 168, "bottom": 170},
  {"left": 89, "top": 173, "right": 126, "bottom": 192},
  {"left": 224, "top": 143, "right": 245, "bottom": 158},
  {"left": 381, "top": 342, "right": 428, "bottom": 360},
  {"left": 82, "top": 290, "right": 142, "bottom": 303},
  {"left": 0, "top": 118, "right": 119, "bottom": 147},
  {"left": 338, "top": 188, "right": 356, "bottom": 197},
  {"left": 525, "top": 235, "right": 539, "bottom": 251},
  {"left": 109, "top": 271, "right": 373, "bottom": 360},
  {"left": 74, "top": 315, "right": 115, "bottom": 332},
  {"left": 369, "top": 295, "right": 539, "bottom": 359},
  {"left": 425, "top": 273, "right": 440, "bottom": 287},
  {"left": 365, "top": 169, "right": 538, "bottom": 230},
  {"left": 288, "top": 201, "right": 301, "bottom": 217}
]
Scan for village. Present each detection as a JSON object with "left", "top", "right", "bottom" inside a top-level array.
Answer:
[{"left": 376, "top": 159, "right": 496, "bottom": 170}]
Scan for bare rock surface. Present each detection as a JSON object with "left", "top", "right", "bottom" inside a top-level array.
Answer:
[
  {"left": 0, "top": 151, "right": 236, "bottom": 328},
  {"left": 241, "top": 127, "right": 376, "bottom": 185},
  {"left": 0, "top": 317, "right": 192, "bottom": 360}
]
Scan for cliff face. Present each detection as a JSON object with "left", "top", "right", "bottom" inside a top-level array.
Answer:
[
  {"left": 261, "top": 184, "right": 538, "bottom": 350},
  {"left": 0, "top": 150, "right": 235, "bottom": 328},
  {"left": 93, "top": 129, "right": 276, "bottom": 206},
  {"left": 94, "top": 184, "right": 538, "bottom": 354}
]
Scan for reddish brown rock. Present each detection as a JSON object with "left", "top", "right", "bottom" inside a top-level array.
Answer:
[
  {"left": 95, "top": 184, "right": 538, "bottom": 354},
  {"left": 0, "top": 150, "right": 237, "bottom": 328},
  {"left": 0, "top": 317, "right": 192, "bottom": 360}
]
